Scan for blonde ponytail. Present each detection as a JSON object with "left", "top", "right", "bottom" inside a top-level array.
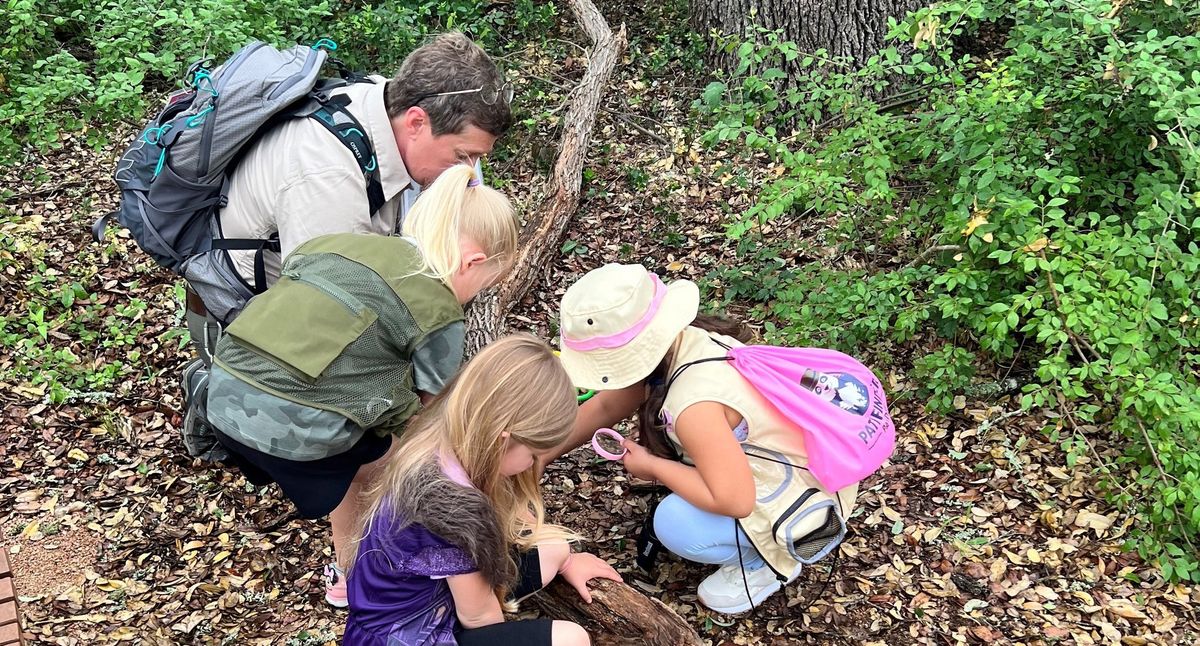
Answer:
[{"left": 402, "top": 164, "right": 518, "bottom": 285}]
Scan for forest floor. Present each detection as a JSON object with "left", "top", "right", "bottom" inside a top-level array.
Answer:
[{"left": 1, "top": 3, "right": 1197, "bottom": 645}]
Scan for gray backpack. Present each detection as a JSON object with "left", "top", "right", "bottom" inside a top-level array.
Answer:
[{"left": 92, "top": 40, "right": 385, "bottom": 324}]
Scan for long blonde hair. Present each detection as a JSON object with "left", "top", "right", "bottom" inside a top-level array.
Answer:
[
  {"left": 350, "top": 334, "right": 578, "bottom": 601},
  {"left": 402, "top": 164, "right": 519, "bottom": 286}
]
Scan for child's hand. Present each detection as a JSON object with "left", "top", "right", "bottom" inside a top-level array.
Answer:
[
  {"left": 559, "top": 552, "right": 623, "bottom": 603},
  {"left": 620, "top": 439, "right": 658, "bottom": 481}
]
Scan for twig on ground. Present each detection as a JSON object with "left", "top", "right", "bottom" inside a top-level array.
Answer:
[
  {"left": 903, "top": 243, "right": 961, "bottom": 268},
  {"left": 5, "top": 180, "right": 90, "bottom": 203},
  {"left": 614, "top": 114, "right": 668, "bottom": 145},
  {"left": 523, "top": 72, "right": 669, "bottom": 145}
]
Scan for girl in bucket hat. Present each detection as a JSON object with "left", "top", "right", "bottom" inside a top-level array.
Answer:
[{"left": 555, "top": 264, "right": 858, "bottom": 614}]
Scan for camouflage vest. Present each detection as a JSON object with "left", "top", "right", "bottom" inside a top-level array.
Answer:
[
  {"left": 213, "top": 233, "right": 464, "bottom": 429},
  {"left": 662, "top": 327, "right": 859, "bottom": 577}
]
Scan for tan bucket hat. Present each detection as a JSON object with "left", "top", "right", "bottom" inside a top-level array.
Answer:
[{"left": 558, "top": 264, "right": 699, "bottom": 390}]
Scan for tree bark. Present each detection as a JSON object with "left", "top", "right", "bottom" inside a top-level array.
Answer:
[
  {"left": 527, "top": 578, "right": 704, "bottom": 646},
  {"left": 691, "top": 0, "right": 927, "bottom": 73},
  {"left": 464, "top": 0, "right": 628, "bottom": 355}
]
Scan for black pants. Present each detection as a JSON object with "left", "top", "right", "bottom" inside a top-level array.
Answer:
[{"left": 455, "top": 548, "right": 554, "bottom": 646}]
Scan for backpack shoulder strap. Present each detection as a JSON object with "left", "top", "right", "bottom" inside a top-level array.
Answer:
[
  {"left": 205, "top": 79, "right": 384, "bottom": 295},
  {"left": 302, "top": 83, "right": 386, "bottom": 218}
]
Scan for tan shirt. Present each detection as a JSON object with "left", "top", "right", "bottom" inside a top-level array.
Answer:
[{"left": 218, "top": 77, "right": 420, "bottom": 286}]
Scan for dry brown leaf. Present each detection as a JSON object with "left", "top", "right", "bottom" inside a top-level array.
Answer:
[
  {"left": 1107, "top": 600, "right": 1150, "bottom": 622},
  {"left": 1074, "top": 510, "right": 1115, "bottom": 536}
]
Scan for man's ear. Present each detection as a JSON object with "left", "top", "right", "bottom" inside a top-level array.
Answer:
[{"left": 401, "top": 106, "right": 428, "bottom": 137}]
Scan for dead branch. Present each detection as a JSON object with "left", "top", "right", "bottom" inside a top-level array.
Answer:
[
  {"left": 902, "top": 243, "right": 961, "bottom": 269},
  {"left": 465, "top": 0, "right": 628, "bottom": 353},
  {"left": 527, "top": 578, "right": 703, "bottom": 646}
]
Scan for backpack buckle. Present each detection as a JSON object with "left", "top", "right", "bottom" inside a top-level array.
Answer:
[{"left": 186, "top": 58, "right": 214, "bottom": 86}]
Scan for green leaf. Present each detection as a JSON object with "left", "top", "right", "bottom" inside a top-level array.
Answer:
[
  {"left": 1148, "top": 301, "right": 1168, "bottom": 320},
  {"left": 701, "top": 81, "right": 726, "bottom": 108}
]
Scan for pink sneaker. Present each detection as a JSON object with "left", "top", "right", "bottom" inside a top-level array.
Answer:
[{"left": 323, "top": 563, "right": 348, "bottom": 608}]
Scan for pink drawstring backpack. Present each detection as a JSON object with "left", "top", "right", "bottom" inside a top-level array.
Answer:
[{"left": 674, "top": 341, "right": 895, "bottom": 492}]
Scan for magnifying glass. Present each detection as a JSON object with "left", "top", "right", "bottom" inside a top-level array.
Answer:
[{"left": 590, "top": 428, "right": 627, "bottom": 460}]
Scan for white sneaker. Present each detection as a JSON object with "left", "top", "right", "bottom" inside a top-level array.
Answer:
[{"left": 697, "top": 561, "right": 802, "bottom": 614}]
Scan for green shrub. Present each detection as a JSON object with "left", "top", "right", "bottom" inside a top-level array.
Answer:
[
  {"left": 697, "top": 0, "right": 1200, "bottom": 581},
  {"left": 912, "top": 346, "right": 977, "bottom": 413},
  {"left": 0, "top": 0, "right": 520, "bottom": 165}
]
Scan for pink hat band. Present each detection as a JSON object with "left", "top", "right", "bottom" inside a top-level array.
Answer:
[{"left": 561, "top": 273, "right": 665, "bottom": 352}]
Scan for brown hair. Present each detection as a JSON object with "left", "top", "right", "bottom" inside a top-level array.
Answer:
[
  {"left": 385, "top": 31, "right": 513, "bottom": 137},
  {"left": 637, "top": 314, "right": 754, "bottom": 460}
]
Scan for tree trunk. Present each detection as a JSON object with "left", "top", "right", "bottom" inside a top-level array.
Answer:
[
  {"left": 464, "top": 0, "right": 627, "bottom": 355},
  {"left": 528, "top": 579, "right": 704, "bottom": 646},
  {"left": 691, "top": 0, "right": 927, "bottom": 72}
]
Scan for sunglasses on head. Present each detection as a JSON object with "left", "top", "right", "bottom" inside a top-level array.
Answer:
[{"left": 411, "top": 83, "right": 514, "bottom": 107}]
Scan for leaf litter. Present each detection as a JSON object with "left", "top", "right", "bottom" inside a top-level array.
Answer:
[{"left": 1, "top": 5, "right": 1197, "bottom": 645}]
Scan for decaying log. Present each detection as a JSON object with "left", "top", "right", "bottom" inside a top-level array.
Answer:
[
  {"left": 527, "top": 578, "right": 704, "bottom": 646},
  {"left": 463, "top": 3, "right": 701, "bottom": 644},
  {"left": 464, "top": 0, "right": 628, "bottom": 354}
]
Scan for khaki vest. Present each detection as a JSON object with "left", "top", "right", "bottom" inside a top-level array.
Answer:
[
  {"left": 214, "top": 233, "right": 463, "bottom": 429},
  {"left": 662, "top": 326, "right": 858, "bottom": 576}
]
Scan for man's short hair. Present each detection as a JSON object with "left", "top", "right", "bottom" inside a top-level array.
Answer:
[{"left": 386, "top": 32, "right": 513, "bottom": 138}]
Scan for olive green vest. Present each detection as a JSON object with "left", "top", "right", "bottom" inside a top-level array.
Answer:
[
  {"left": 213, "top": 233, "right": 464, "bottom": 429},
  {"left": 662, "top": 327, "right": 859, "bottom": 577}
]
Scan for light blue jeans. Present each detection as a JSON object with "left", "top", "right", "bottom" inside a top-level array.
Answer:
[{"left": 653, "top": 493, "right": 766, "bottom": 571}]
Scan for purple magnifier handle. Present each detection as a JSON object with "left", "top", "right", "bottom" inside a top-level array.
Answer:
[{"left": 591, "top": 428, "right": 627, "bottom": 461}]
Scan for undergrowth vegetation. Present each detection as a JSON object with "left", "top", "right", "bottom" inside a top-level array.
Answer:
[
  {"left": 698, "top": 0, "right": 1199, "bottom": 581},
  {"left": 0, "top": 0, "right": 556, "bottom": 163}
]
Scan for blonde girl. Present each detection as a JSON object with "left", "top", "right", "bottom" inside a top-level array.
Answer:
[
  {"left": 205, "top": 164, "right": 518, "bottom": 607},
  {"left": 344, "top": 334, "right": 621, "bottom": 646}
]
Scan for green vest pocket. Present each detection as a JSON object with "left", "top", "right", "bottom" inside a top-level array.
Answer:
[{"left": 226, "top": 277, "right": 378, "bottom": 380}]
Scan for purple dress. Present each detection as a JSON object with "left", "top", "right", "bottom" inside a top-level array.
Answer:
[{"left": 344, "top": 506, "right": 477, "bottom": 646}]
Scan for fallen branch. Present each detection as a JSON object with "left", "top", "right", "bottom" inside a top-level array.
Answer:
[
  {"left": 465, "top": 0, "right": 628, "bottom": 353},
  {"left": 614, "top": 113, "right": 668, "bottom": 145},
  {"left": 527, "top": 578, "right": 703, "bottom": 646},
  {"left": 902, "top": 243, "right": 961, "bottom": 268}
]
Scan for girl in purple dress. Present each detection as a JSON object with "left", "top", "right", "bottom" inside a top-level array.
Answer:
[{"left": 344, "top": 334, "right": 622, "bottom": 646}]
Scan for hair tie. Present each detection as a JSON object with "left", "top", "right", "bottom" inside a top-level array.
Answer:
[{"left": 467, "top": 176, "right": 481, "bottom": 188}]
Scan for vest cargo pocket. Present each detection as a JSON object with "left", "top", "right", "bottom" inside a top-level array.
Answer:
[
  {"left": 771, "top": 487, "right": 846, "bottom": 565},
  {"left": 226, "top": 276, "right": 377, "bottom": 380}
]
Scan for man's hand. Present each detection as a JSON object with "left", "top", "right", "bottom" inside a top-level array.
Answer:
[{"left": 559, "top": 552, "right": 623, "bottom": 603}]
